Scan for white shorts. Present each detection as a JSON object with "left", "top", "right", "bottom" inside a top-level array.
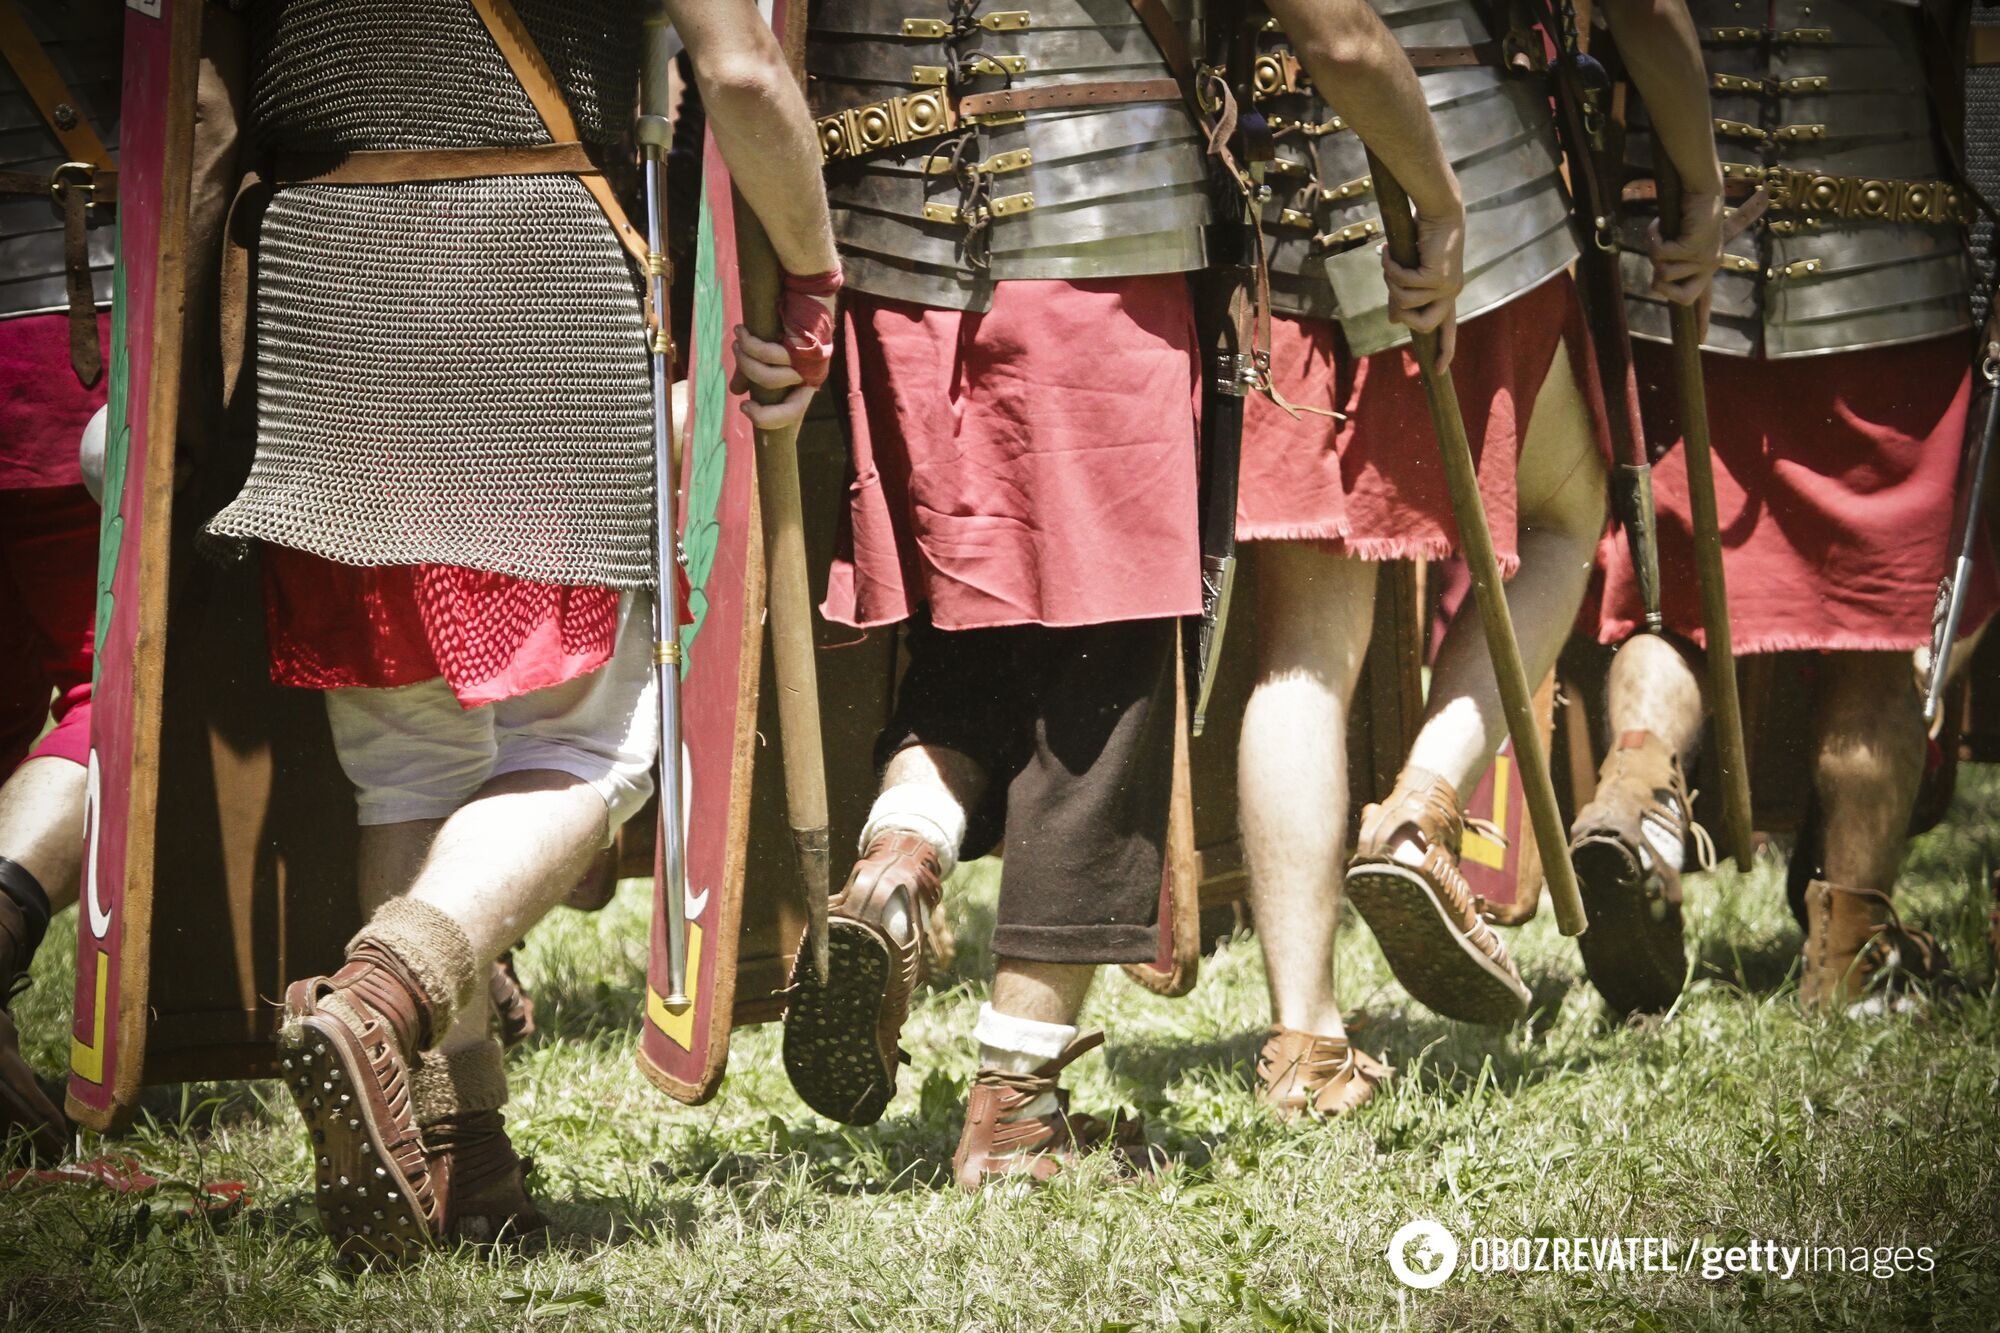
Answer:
[{"left": 323, "top": 593, "right": 658, "bottom": 833}]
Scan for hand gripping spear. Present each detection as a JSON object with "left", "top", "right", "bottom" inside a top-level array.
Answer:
[
  {"left": 639, "top": 8, "right": 691, "bottom": 1010},
  {"left": 1656, "top": 158, "right": 1755, "bottom": 873},
  {"left": 731, "top": 0, "right": 834, "bottom": 982},
  {"left": 1366, "top": 154, "right": 1588, "bottom": 938}
]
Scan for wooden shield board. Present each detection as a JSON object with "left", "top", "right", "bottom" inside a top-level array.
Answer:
[
  {"left": 66, "top": 0, "right": 200, "bottom": 1130},
  {"left": 635, "top": 128, "right": 769, "bottom": 1105},
  {"left": 1459, "top": 674, "right": 1556, "bottom": 927},
  {"left": 69, "top": 4, "right": 360, "bottom": 1132}
]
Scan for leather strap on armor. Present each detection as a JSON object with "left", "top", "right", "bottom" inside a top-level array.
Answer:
[
  {"left": 466, "top": 0, "right": 648, "bottom": 268},
  {"left": 0, "top": 0, "right": 115, "bottom": 383}
]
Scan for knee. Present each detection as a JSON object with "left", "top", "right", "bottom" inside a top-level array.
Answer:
[{"left": 1815, "top": 656, "right": 1924, "bottom": 792}]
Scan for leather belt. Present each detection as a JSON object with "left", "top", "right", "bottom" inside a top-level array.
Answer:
[
  {"left": 1629, "top": 166, "right": 1976, "bottom": 228},
  {"left": 817, "top": 79, "right": 1181, "bottom": 165},
  {"left": 269, "top": 141, "right": 604, "bottom": 188}
]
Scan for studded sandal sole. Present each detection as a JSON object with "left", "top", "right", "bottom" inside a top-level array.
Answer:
[
  {"left": 277, "top": 1013, "right": 431, "bottom": 1265},
  {"left": 1572, "top": 836, "right": 1686, "bottom": 1018},
  {"left": 1345, "top": 862, "right": 1530, "bottom": 1026},
  {"left": 781, "top": 919, "right": 897, "bottom": 1126}
]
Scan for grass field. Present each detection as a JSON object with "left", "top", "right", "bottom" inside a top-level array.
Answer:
[{"left": 5, "top": 772, "right": 2000, "bottom": 1331}]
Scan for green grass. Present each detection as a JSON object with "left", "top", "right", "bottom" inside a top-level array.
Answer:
[{"left": 6, "top": 774, "right": 2000, "bottom": 1331}]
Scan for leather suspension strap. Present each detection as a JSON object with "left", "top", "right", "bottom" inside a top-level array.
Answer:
[
  {"left": 0, "top": 0, "right": 115, "bottom": 384},
  {"left": 465, "top": 0, "right": 650, "bottom": 270}
]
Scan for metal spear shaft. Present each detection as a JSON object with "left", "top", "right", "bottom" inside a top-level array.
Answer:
[
  {"left": 1656, "top": 157, "right": 1755, "bottom": 872},
  {"left": 639, "top": 9, "right": 689, "bottom": 1010},
  {"left": 1367, "top": 153, "right": 1588, "bottom": 937},
  {"left": 734, "top": 0, "right": 832, "bottom": 981}
]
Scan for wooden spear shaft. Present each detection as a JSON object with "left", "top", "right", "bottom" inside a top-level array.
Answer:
[
  {"left": 733, "top": 0, "right": 832, "bottom": 978},
  {"left": 1367, "top": 153, "right": 1588, "bottom": 937},
  {"left": 1656, "top": 157, "right": 1755, "bottom": 872}
]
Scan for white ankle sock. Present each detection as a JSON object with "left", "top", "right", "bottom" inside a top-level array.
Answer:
[
  {"left": 1639, "top": 795, "right": 1686, "bottom": 873},
  {"left": 972, "top": 1003, "right": 1076, "bottom": 1122},
  {"left": 859, "top": 784, "right": 968, "bottom": 942}
]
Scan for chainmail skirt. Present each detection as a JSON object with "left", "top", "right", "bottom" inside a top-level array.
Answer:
[{"left": 207, "top": 173, "right": 654, "bottom": 590}]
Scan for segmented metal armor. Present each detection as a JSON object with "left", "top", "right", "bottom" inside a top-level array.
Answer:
[
  {"left": 205, "top": 0, "right": 654, "bottom": 590},
  {"left": 1621, "top": 0, "right": 1974, "bottom": 358},
  {"left": 1250, "top": 0, "right": 1576, "bottom": 356},
  {"left": 0, "top": 0, "right": 117, "bottom": 321},
  {"left": 808, "top": 0, "right": 1211, "bottom": 311}
]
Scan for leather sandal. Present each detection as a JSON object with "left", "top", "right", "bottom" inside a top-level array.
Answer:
[
  {"left": 1570, "top": 731, "right": 1712, "bottom": 1016},
  {"left": 1801, "top": 880, "right": 1950, "bottom": 1012},
  {"left": 277, "top": 943, "right": 440, "bottom": 1263},
  {"left": 424, "top": 1109, "right": 548, "bottom": 1248},
  {"left": 952, "top": 1032, "right": 1157, "bottom": 1191},
  {"left": 782, "top": 831, "right": 943, "bottom": 1125},
  {"left": 0, "top": 895, "right": 66, "bottom": 1162},
  {"left": 1345, "top": 768, "right": 1530, "bottom": 1026},
  {"left": 1254, "top": 1026, "right": 1389, "bottom": 1121}
]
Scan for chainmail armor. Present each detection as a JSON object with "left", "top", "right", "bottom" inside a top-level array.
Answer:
[{"left": 206, "top": 0, "right": 653, "bottom": 589}]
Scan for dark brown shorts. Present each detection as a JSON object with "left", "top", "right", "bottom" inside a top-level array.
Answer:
[{"left": 877, "top": 614, "right": 1177, "bottom": 965}]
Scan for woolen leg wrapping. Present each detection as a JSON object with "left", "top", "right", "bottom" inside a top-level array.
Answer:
[
  {"left": 410, "top": 1038, "right": 509, "bottom": 1125},
  {"left": 350, "top": 896, "right": 479, "bottom": 1038}
]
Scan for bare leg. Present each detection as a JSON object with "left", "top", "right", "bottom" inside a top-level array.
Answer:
[
  {"left": 990, "top": 958, "right": 1095, "bottom": 1027},
  {"left": 1814, "top": 651, "right": 1925, "bottom": 893},
  {"left": 0, "top": 757, "right": 86, "bottom": 915},
  {"left": 404, "top": 769, "right": 608, "bottom": 971},
  {"left": 1407, "top": 342, "right": 1609, "bottom": 790},
  {"left": 1239, "top": 544, "right": 1378, "bottom": 1038},
  {"left": 356, "top": 820, "right": 444, "bottom": 916},
  {"left": 1603, "top": 632, "right": 1706, "bottom": 762}
]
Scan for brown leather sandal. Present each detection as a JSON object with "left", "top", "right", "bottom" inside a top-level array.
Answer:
[
  {"left": 1801, "top": 880, "right": 1950, "bottom": 1011},
  {"left": 951, "top": 1031, "right": 1157, "bottom": 1191},
  {"left": 277, "top": 943, "right": 440, "bottom": 1263},
  {"left": 782, "top": 830, "right": 942, "bottom": 1125},
  {"left": 1345, "top": 768, "right": 1530, "bottom": 1026},
  {"left": 424, "top": 1109, "right": 548, "bottom": 1248},
  {"left": 1254, "top": 1026, "right": 1390, "bottom": 1121},
  {"left": 1570, "top": 731, "right": 1710, "bottom": 1016}
]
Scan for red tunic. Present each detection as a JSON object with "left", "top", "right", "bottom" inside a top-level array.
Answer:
[
  {"left": 0, "top": 311, "right": 109, "bottom": 490},
  {"left": 822, "top": 276, "right": 1202, "bottom": 630},
  {"left": 1596, "top": 336, "right": 1999, "bottom": 653},
  {"left": 262, "top": 548, "right": 620, "bottom": 709},
  {"left": 1236, "top": 274, "right": 1606, "bottom": 575}
]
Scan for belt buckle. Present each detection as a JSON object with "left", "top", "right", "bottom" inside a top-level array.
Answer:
[{"left": 49, "top": 161, "right": 99, "bottom": 222}]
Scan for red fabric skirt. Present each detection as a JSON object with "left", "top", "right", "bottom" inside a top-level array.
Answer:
[
  {"left": 1237, "top": 274, "right": 1605, "bottom": 574},
  {"left": 0, "top": 311, "right": 110, "bottom": 491},
  {"left": 263, "top": 548, "right": 620, "bottom": 708},
  {"left": 1596, "top": 336, "right": 1999, "bottom": 653},
  {"left": 822, "top": 275, "right": 1202, "bottom": 630}
]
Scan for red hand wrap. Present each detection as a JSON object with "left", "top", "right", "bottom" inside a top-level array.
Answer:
[{"left": 780, "top": 266, "right": 843, "bottom": 389}]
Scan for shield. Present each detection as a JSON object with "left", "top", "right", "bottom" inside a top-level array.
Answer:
[
  {"left": 1459, "top": 675, "right": 1557, "bottom": 928},
  {"left": 634, "top": 125, "right": 772, "bottom": 1104},
  {"left": 68, "top": 2, "right": 358, "bottom": 1132}
]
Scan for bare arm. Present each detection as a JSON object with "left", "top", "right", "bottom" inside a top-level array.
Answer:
[
  {"left": 662, "top": 0, "right": 839, "bottom": 278},
  {"left": 1265, "top": 0, "right": 1466, "bottom": 364},
  {"left": 1599, "top": 0, "right": 1731, "bottom": 315}
]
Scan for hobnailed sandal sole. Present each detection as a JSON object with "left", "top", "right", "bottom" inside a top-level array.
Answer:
[
  {"left": 276, "top": 1014, "right": 431, "bottom": 1265},
  {"left": 1572, "top": 835, "right": 1687, "bottom": 1017},
  {"left": 1345, "top": 862, "right": 1530, "bottom": 1026},
  {"left": 781, "top": 920, "right": 898, "bottom": 1126}
]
